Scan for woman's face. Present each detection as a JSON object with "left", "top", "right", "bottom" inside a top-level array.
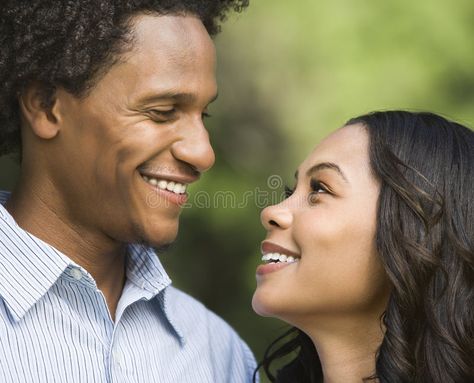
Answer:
[{"left": 252, "top": 124, "right": 390, "bottom": 328}]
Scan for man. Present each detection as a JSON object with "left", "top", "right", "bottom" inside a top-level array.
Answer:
[{"left": 0, "top": 1, "right": 256, "bottom": 382}]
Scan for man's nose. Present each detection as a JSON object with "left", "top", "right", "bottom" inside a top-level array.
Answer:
[{"left": 171, "top": 117, "right": 215, "bottom": 173}]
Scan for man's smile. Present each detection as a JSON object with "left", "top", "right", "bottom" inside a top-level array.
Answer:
[{"left": 141, "top": 175, "right": 188, "bottom": 195}]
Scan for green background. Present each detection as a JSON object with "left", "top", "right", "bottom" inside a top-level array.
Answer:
[{"left": 1, "top": 1, "right": 473, "bottom": 381}]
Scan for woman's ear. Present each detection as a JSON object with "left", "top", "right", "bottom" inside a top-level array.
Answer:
[{"left": 19, "top": 83, "right": 62, "bottom": 140}]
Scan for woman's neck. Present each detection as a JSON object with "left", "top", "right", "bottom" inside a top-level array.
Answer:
[{"left": 305, "top": 314, "right": 384, "bottom": 383}]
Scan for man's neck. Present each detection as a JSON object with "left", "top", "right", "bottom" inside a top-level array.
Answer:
[{"left": 6, "top": 180, "right": 127, "bottom": 321}]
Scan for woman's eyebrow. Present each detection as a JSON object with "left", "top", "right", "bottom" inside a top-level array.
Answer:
[{"left": 294, "top": 162, "right": 349, "bottom": 183}]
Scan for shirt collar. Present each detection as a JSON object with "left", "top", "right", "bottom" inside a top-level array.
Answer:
[
  {"left": 0, "top": 191, "right": 186, "bottom": 342},
  {"left": 0, "top": 192, "right": 71, "bottom": 321},
  {"left": 126, "top": 244, "right": 171, "bottom": 293},
  {"left": 126, "top": 244, "right": 187, "bottom": 344}
]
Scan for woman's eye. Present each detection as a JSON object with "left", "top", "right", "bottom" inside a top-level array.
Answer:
[
  {"left": 202, "top": 112, "right": 212, "bottom": 119},
  {"left": 308, "top": 179, "right": 328, "bottom": 204},
  {"left": 284, "top": 180, "right": 328, "bottom": 202},
  {"left": 311, "top": 179, "right": 327, "bottom": 193},
  {"left": 284, "top": 185, "right": 295, "bottom": 199}
]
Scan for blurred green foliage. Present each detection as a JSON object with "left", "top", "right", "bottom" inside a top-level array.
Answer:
[{"left": 1, "top": 1, "right": 473, "bottom": 381}]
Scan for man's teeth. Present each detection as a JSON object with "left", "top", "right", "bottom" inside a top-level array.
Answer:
[
  {"left": 261, "top": 253, "right": 299, "bottom": 264},
  {"left": 141, "top": 175, "right": 187, "bottom": 194}
]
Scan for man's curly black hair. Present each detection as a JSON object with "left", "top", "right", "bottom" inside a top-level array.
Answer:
[{"left": 0, "top": 0, "right": 248, "bottom": 155}]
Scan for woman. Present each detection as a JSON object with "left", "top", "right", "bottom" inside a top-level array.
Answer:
[{"left": 252, "top": 111, "right": 473, "bottom": 383}]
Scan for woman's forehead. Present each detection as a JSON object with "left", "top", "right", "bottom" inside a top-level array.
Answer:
[{"left": 298, "top": 124, "right": 370, "bottom": 177}]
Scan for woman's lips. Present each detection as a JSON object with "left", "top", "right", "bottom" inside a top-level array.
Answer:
[
  {"left": 256, "top": 261, "right": 297, "bottom": 276},
  {"left": 256, "top": 242, "right": 301, "bottom": 276},
  {"left": 260, "top": 241, "right": 300, "bottom": 258},
  {"left": 256, "top": 241, "right": 300, "bottom": 276}
]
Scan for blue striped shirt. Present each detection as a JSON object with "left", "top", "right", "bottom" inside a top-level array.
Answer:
[{"left": 0, "top": 191, "right": 257, "bottom": 382}]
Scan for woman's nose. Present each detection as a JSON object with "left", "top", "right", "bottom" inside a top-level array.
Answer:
[{"left": 260, "top": 202, "right": 293, "bottom": 231}]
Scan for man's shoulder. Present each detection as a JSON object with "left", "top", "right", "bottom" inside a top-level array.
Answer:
[
  {"left": 164, "top": 285, "right": 256, "bottom": 359},
  {"left": 164, "top": 285, "right": 240, "bottom": 338},
  {"left": 158, "top": 286, "right": 259, "bottom": 381}
]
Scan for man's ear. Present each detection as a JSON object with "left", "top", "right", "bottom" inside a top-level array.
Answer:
[{"left": 19, "top": 83, "right": 62, "bottom": 140}]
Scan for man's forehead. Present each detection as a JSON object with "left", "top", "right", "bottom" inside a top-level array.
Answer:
[
  {"left": 122, "top": 14, "right": 216, "bottom": 81},
  {"left": 130, "top": 14, "right": 213, "bottom": 59},
  {"left": 88, "top": 14, "right": 217, "bottom": 106}
]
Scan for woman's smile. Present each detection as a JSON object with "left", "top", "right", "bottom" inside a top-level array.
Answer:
[{"left": 256, "top": 240, "right": 301, "bottom": 275}]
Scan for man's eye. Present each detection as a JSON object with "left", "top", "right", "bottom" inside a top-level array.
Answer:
[{"left": 148, "top": 109, "right": 176, "bottom": 122}]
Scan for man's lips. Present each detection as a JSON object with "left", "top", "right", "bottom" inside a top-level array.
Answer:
[
  {"left": 137, "top": 164, "right": 201, "bottom": 198},
  {"left": 138, "top": 171, "right": 199, "bottom": 186},
  {"left": 139, "top": 175, "right": 189, "bottom": 207},
  {"left": 137, "top": 163, "right": 201, "bottom": 185},
  {"left": 137, "top": 167, "right": 198, "bottom": 206}
]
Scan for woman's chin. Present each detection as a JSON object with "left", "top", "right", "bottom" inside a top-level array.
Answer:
[
  {"left": 251, "top": 294, "right": 268, "bottom": 317},
  {"left": 252, "top": 289, "right": 283, "bottom": 318}
]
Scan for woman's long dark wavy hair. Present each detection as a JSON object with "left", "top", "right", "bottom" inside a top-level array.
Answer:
[{"left": 254, "top": 111, "right": 474, "bottom": 383}]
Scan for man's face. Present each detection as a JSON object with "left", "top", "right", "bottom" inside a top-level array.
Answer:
[{"left": 48, "top": 15, "right": 217, "bottom": 247}]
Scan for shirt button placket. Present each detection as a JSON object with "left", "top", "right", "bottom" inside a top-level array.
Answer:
[
  {"left": 113, "top": 349, "right": 123, "bottom": 368},
  {"left": 111, "top": 348, "right": 126, "bottom": 383}
]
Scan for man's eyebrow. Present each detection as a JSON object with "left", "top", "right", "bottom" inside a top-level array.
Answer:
[
  {"left": 137, "top": 92, "right": 218, "bottom": 105},
  {"left": 294, "top": 162, "right": 349, "bottom": 183}
]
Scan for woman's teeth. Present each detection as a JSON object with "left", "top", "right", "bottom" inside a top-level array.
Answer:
[
  {"left": 141, "top": 175, "right": 187, "bottom": 194},
  {"left": 261, "top": 253, "right": 299, "bottom": 264}
]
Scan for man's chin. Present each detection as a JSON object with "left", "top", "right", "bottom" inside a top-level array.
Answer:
[
  {"left": 131, "top": 220, "right": 179, "bottom": 250},
  {"left": 152, "top": 242, "right": 174, "bottom": 254},
  {"left": 135, "top": 236, "right": 175, "bottom": 253},
  {"left": 141, "top": 231, "right": 177, "bottom": 250}
]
